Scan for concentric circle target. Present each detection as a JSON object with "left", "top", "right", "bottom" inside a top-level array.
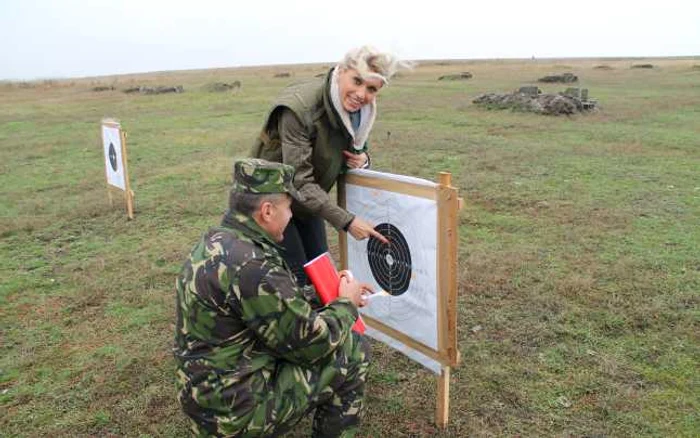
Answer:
[{"left": 367, "top": 223, "right": 412, "bottom": 295}]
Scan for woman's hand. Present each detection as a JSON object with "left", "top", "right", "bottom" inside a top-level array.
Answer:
[
  {"left": 343, "top": 151, "right": 368, "bottom": 169},
  {"left": 338, "top": 271, "right": 375, "bottom": 307},
  {"left": 347, "top": 217, "right": 389, "bottom": 244}
]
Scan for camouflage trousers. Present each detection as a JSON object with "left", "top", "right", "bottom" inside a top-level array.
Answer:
[{"left": 181, "top": 333, "right": 370, "bottom": 438}]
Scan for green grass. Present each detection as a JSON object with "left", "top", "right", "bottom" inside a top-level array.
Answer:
[{"left": 1, "top": 57, "right": 699, "bottom": 437}]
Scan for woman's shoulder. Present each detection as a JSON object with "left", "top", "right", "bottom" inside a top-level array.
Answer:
[{"left": 275, "top": 74, "right": 326, "bottom": 112}]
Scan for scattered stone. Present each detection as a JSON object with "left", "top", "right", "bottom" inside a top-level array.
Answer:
[
  {"left": 122, "top": 85, "right": 184, "bottom": 95},
  {"left": 518, "top": 86, "right": 541, "bottom": 96},
  {"left": 205, "top": 81, "right": 241, "bottom": 92},
  {"left": 631, "top": 64, "right": 654, "bottom": 69},
  {"left": 438, "top": 72, "right": 473, "bottom": 81},
  {"left": 539, "top": 94, "right": 579, "bottom": 114},
  {"left": 92, "top": 85, "right": 115, "bottom": 92},
  {"left": 473, "top": 92, "right": 540, "bottom": 112},
  {"left": 472, "top": 87, "right": 597, "bottom": 115},
  {"left": 556, "top": 395, "right": 573, "bottom": 408},
  {"left": 274, "top": 72, "right": 291, "bottom": 78},
  {"left": 146, "top": 85, "right": 184, "bottom": 95},
  {"left": 538, "top": 73, "right": 578, "bottom": 83},
  {"left": 562, "top": 87, "right": 589, "bottom": 101},
  {"left": 470, "top": 325, "right": 483, "bottom": 333}
]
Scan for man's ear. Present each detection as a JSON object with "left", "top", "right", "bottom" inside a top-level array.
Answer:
[{"left": 258, "top": 200, "right": 274, "bottom": 223}]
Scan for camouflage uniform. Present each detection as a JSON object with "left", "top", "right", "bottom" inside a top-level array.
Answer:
[{"left": 174, "top": 159, "right": 370, "bottom": 437}]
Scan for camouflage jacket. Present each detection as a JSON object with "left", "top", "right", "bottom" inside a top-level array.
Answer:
[
  {"left": 174, "top": 211, "right": 359, "bottom": 411},
  {"left": 250, "top": 69, "right": 369, "bottom": 230}
]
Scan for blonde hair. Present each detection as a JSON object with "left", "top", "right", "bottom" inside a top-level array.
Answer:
[{"left": 339, "top": 45, "right": 412, "bottom": 84}]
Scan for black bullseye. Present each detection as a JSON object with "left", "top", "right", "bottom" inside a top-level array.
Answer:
[
  {"left": 108, "top": 143, "right": 118, "bottom": 171},
  {"left": 367, "top": 223, "right": 412, "bottom": 295}
]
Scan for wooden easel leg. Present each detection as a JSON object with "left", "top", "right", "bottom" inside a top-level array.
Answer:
[
  {"left": 126, "top": 190, "right": 134, "bottom": 220},
  {"left": 436, "top": 366, "right": 450, "bottom": 429}
]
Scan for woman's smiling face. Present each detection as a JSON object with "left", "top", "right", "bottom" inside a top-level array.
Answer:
[{"left": 337, "top": 67, "right": 384, "bottom": 112}]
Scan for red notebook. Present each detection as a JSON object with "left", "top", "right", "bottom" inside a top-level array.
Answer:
[{"left": 303, "top": 252, "right": 366, "bottom": 334}]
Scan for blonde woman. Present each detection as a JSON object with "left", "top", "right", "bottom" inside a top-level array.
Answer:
[{"left": 252, "top": 45, "right": 409, "bottom": 285}]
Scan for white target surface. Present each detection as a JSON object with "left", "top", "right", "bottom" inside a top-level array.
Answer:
[
  {"left": 102, "top": 124, "right": 126, "bottom": 190},
  {"left": 345, "top": 169, "right": 442, "bottom": 373}
]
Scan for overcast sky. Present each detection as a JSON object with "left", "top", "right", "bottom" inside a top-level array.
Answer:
[{"left": 1, "top": 0, "right": 699, "bottom": 80}]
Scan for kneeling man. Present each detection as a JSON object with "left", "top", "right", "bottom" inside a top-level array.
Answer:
[{"left": 174, "top": 158, "right": 372, "bottom": 437}]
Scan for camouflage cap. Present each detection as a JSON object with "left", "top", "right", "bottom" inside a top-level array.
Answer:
[{"left": 232, "top": 158, "right": 304, "bottom": 202}]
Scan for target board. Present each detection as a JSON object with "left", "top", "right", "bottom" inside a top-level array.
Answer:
[
  {"left": 102, "top": 122, "right": 126, "bottom": 190},
  {"left": 340, "top": 169, "right": 459, "bottom": 375},
  {"left": 101, "top": 119, "right": 134, "bottom": 219}
]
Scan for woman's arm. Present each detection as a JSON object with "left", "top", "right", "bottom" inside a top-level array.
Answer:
[{"left": 278, "top": 109, "right": 354, "bottom": 230}]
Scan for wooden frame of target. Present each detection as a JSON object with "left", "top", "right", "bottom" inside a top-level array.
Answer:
[
  {"left": 101, "top": 119, "right": 135, "bottom": 219},
  {"left": 338, "top": 169, "right": 461, "bottom": 428}
]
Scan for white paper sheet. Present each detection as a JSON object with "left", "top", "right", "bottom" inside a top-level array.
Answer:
[
  {"left": 102, "top": 124, "right": 126, "bottom": 190},
  {"left": 346, "top": 172, "right": 440, "bottom": 372},
  {"left": 365, "top": 326, "right": 443, "bottom": 375}
]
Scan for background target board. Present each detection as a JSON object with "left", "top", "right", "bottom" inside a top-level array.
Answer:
[
  {"left": 344, "top": 169, "right": 442, "bottom": 373},
  {"left": 102, "top": 124, "right": 126, "bottom": 190}
]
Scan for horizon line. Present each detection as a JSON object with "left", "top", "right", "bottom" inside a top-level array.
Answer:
[{"left": 2, "top": 54, "right": 699, "bottom": 82}]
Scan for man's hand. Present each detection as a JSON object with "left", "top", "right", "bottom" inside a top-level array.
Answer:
[
  {"left": 347, "top": 216, "right": 389, "bottom": 244},
  {"left": 338, "top": 272, "right": 374, "bottom": 307},
  {"left": 343, "top": 151, "right": 368, "bottom": 169}
]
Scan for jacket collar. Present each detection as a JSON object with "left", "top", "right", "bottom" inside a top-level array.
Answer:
[
  {"left": 322, "top": 67, "right": 343, "bottom": 131},
  {"left": 220, "top": 210, "right": 282, "bottom": 251},
  {"left": 328, "top": 66, "right": 377, "bottom": 151}
]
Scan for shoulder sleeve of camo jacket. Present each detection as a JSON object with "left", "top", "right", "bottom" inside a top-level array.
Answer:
[
  {"left": 233, "top": 256, "right": 358, "bottom": 365},
  {"left": 278, "top": 109, "right": 355, "bottom": 230}
]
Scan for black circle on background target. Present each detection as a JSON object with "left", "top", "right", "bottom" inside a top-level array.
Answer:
[
  {"left": 367, "top": 223, "right": 412, "bottom": 296},
  {"left": 108, "top": 143, "right": 118, "bottom": 171}
]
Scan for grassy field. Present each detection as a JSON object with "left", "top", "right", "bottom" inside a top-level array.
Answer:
[{"left": 1, "top": 57, "right": 698, "bottom": 437}]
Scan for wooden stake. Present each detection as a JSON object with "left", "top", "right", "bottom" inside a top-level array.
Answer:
[
  {"left": 121, "top": 130, "right": 134, "bottom": 220},
  {"left": 436, "top": 366, "right": 450, "bottom": 428},
  {"left": 436, "top": 172, "right": 460, "bottom": 429},
  {"left": 438, "top": 172, "right": 460, "bottom": 367}
]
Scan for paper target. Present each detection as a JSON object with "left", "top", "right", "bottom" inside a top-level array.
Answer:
[
  {"left": 345, "top": 170, "right": 439, "bottom": 361},
  {"left": 102, "top": 124, "right": 126, "bottom": 190}
]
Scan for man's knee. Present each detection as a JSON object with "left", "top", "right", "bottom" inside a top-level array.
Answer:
[{"left": 332, "top": 332, "right": 370, "bottom": 391}]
